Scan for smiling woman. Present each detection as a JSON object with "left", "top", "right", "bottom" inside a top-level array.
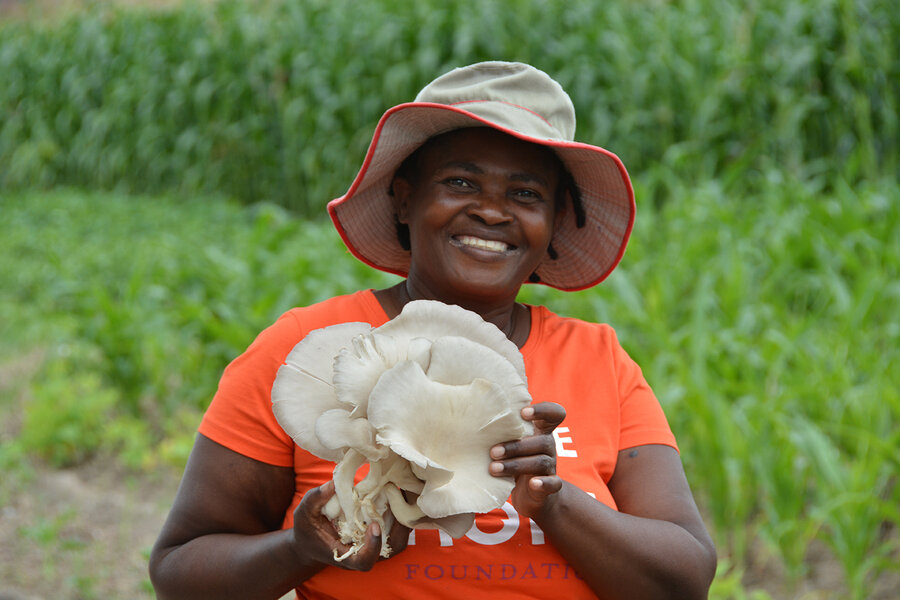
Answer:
[
  {"left": 393, "top": 129, "right": 560, "bottom": 318},
  {"left": 149, "top": 61, "right": 716, "bottom": 600}
]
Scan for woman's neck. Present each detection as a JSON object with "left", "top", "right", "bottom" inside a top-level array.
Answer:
[{"left": 374, "top": 281, "right": 530, "bottom": 348}]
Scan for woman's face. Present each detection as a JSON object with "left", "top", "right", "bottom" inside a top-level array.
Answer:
[{"left": 394, "top": 128, "right": 561, "bottom": 307}]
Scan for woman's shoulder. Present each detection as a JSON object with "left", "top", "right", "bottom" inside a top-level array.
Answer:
[
  {"left": 529, "top": 304, "right": 618, "bottom": 343},
  {"left": 278, "top": 289, "right": 388, "bottom": 332},
  {"left": 242, "top": 290, "right": 386, "bottom": 358},
  {"left": 524, "top": 304, "right": 635, "bottom": 368}
]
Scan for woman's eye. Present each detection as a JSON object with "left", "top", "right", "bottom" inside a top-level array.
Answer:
[
  {"left": 443, "top": 177, "right": 473, "bottom": 189},
  {"left": 514, "top": 189, "right": 543, "bottom": 203}
]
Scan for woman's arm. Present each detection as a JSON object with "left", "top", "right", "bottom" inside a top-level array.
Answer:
[
  {"left": 148, "top": 434, "right": 398, "bottom": 600},
  {"left": 493, "top": 405, "right": 716, "bottom": 599},
  {"left": 539, "top": 445, "right": 715, "bottom": 599}
]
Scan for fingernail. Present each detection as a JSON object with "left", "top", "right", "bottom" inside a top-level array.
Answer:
[
  {"left": 530, "top": 477, "right": 543, "bottom": 489},
  {"left": 490, "top": 462, "right": 504, "bottom": 475},
  {"left": 490, "top": 445, "right": 505, "bottom": 459},
  {"left": 521, "top": 407, "right": 535, "bottom": 419},
  {"left": 372, "top": 522, "right": 381, "bottom": 537}
]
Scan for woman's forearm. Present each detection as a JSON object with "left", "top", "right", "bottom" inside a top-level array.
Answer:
[
  {"left": 150, "top": 528, "right": 323, "bottom": 600},
  {"left": 534, "top": 482, "right": 716, "bottom": 600}
]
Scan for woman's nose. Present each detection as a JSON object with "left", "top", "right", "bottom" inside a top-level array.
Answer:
[{"left": 466, "top": 188, "right": 512, "bottom": 225}]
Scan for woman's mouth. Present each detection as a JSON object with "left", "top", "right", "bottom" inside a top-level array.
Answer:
[{"left": 454, "top": 235, "right": 513, "bottom": 253}]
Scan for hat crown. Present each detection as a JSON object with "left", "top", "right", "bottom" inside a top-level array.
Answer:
[{"left": 414, "top": 61, "right": 576, "bottom": 141}]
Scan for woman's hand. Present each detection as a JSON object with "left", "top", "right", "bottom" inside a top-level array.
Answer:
[
  {"left": 291, "top": 480, "right": 411, "bottom": 571},
  {"left": 489, "top": 402, "right": 566, "bottom": 518}
]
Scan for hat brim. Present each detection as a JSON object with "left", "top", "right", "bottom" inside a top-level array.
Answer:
[{"left": 328, "top": 102, "right": 635, "bottom": 291}]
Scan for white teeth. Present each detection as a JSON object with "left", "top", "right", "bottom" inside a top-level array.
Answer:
[{"left": 457, "top": 236, "right": 509, "bottom": 252}]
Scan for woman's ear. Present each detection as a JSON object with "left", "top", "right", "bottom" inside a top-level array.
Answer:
[{"left": 392, "top": 177, "right": 412, "bottom": 224}]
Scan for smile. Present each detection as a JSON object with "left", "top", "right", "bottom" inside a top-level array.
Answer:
[{"left": 454, "top": 235, "right": 513, "bottom": 253}]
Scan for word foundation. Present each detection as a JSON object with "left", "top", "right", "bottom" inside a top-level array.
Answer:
[{"left": 404, "top": 562, "right": 583, "bottom": 581}]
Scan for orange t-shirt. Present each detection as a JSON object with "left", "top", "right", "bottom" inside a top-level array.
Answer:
[{"left": 199, "top": 290, "right": 677, "bottom": 599}]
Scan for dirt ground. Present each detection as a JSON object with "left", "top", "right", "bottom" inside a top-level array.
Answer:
[
  {"left": 0, "top": 459, "right": 178, "bottom": 600},
  {"left": 0, "top": 344, "right": 177, "bottom": 600}
]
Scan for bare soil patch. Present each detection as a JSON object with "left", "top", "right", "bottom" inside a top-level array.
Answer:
[
  {"left": 0, "top": 458, "right": 179, "bottom": 600},
  {"left": 0, "top": 347, "right": 178, "bottom": 600}
]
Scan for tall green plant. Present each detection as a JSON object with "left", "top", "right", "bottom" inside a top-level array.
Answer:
[{"left": 1, "top": 0, "right": 896, "bottom": 214}]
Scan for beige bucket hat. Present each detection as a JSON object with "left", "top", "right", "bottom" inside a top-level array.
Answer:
[{"left": 327, "top": 61, "right": 634, "bottom": 291}]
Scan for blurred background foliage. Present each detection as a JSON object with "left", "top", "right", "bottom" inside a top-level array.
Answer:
[
  {"left": 1, "top": 0, "right": 896, "bottom": 214},
  {"left": 1, "top": 0, "right": 898, "bottom": 598}
]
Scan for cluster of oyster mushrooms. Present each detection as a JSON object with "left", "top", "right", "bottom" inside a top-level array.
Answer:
[{"left": 271, "top": 300, "right": 533, "bottom": 560}]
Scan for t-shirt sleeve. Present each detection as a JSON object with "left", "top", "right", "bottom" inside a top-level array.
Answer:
[
  {"left": 610, "top": 329, "right": 679, "bottom": 452},
  {"left": 198, "top": 311, "right": 303, "bottom": 467}
]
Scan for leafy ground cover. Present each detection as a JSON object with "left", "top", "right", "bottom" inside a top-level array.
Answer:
[{"left": 1, "top": 180, "right": 897, "bottom": 598}]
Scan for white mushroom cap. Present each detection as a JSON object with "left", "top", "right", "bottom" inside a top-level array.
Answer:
[
  {"left": 425, "top": 336, "right": 533, "bottom": 433},
  {"left": 272, "top": 321, "right": 372, "bottom": 461},
  {"left": 376, "top": 300, "right": 527, "bottom": 383},
  {"left": 383, "top": 484, "right": 475, "bottom": 538},
  {"left": 315, "top": 408, "right": 387, "bottom": 462},
  {"left": 368, "top": 360, "right": 528, "bottom": 518},
  {"left": 332, "top": 333, "right": 401, "bottom": 417}
]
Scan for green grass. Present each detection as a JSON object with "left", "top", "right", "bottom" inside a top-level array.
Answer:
[
  {"left": 2, "top": 178, "right": 897, "bottom": 597},
  {"left": 0, "top": 190, "right": 399, "bottom": 467}
]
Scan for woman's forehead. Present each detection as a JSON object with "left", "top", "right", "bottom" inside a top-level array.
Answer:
[{"left": 415, "top": 128, "right": 562, "bottom": 179}]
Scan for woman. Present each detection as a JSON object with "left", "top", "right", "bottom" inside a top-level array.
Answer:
[{"left": 150, "top": 61, "right": 716, "bottom": 599}]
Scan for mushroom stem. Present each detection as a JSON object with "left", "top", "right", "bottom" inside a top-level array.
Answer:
[
  {"left": 331, "top": 449, "right": 367, "bottom": 531},
  {"left": 383, "top": 483, "right": 427, "bottom": 527},
  {"left": 325, "top": 450, "right": 398, "bottom": 560}
]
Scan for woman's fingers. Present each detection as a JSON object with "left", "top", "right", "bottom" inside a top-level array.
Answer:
[
  {"left": 527, "top": 475, "right": 563, "bottom": 495},
  {"left": 490, "top": 401, "right": 564, "bottom": 466},
  {"left": 491, "top": 431, "right": 556, "bottom": 463},
  {"left": 489, "top": 402, "right": 565, "bottom": 518},
  {"left": 490, "top": 451, "right": 556, "bottom": 477},
  {"left": 329, "top": 512, "right": 412, "bottom": 569},
  {"left": 336, "top": 522, "right": 383, "bottom": 571},
  {"left": 292, "top": 483, "right": 380, "bottom": 571},
  {"left": 524, "top": 474, "right": 564, "bottom": 509},
  {"left": 522, "top": 402, "right": 566, "bottom": 434},
  {"left": 508, "top": 472, "right": 564, "bottom": 519},
  {"left": 292, "top": 481, "right": 412, "bottom": 572},
  {"left": 384, "top": 515, "right": 412, "bottom": 557}
]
